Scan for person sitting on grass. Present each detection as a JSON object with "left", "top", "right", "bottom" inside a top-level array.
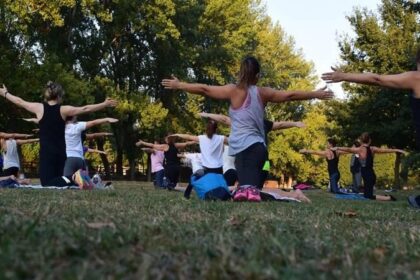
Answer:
[
  {"left": 300, "top": 138, "right": 349, "bottom": 194},
  {"left": 136, "top": 136, "right": 197, "bottom": 190},
  {"left": 1, "top": 137, "right": 39, "bottom": 177},
  {"left": 335, "top": 132, "right": 406, "bottom": 201},
  {"left": 170, "top": 119, "right": 228, "bottom": 175},
  {"left": 63, "top": 116, "right": 118, "bottom": 189},
  {"left": 199, "top": 112, "right": 306, "bottom": 188},
  {"left": 0, "top": 81, "right": 118, "bottom": 186}
]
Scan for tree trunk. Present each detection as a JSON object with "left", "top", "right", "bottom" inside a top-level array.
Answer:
[
  {"left": 393, "top": 153, "right": 401, "bottom": 189},
  {"left": 129, "top": 158, "right": 136, "bottom": 181}
]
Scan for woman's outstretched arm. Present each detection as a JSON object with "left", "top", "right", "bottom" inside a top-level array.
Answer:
[
  {"left": 335, "top": 147, "right": 361, "bottom": 154},
  {"left": 170, "top": 134, "right": 199, "bottom": 142},
  {"left": 0, "top": 85, "right": 43, "bottom": 117},
  {"left": 16, "top": 138, "right": 39, "bottom": 145},
  {"left": 61, "top": 98, "right": 118, "bottom": 117},
  {"left": 260, "top": 86, "right": 334, "bottom": 103},
  {"left": 371, "top": 147, "right": 406, "bottom": 154},
  {"left": 321, "top": 67, "right": 420, "bottom": 90},
  {"left": 136, "top": 140, "right": 168, "bottom": 152},
  {"left": 86, "top": 132, "right": 113, "bottom": 139},
  {"left": 272, "top": 121, "right": 305, "bottom": 130},
  {"left": 299, "top": 149, "right": 327, "bottom": 157},
  {"left": 199, "top": 112, "right": 231, "bottom": 126},
  {"left": 162, "top": 76, "right": 234, "bottom": 100},
  {"left": 85, "top": 118, "right": 118, "bottom": 129}
]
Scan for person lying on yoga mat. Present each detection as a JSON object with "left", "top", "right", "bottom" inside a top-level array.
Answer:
[
  {"left": 300, "top": 138, "right": 350, "bottom": 194},
  {"left": 334, "top": 132, "right": 406, "bottom": 201}
]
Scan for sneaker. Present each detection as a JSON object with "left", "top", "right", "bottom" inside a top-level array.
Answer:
[
  {"left": 246, "top": 186, "right": 261, "bottom": 202},
  {"left": 73, "top": 170, "right": 94, "bottom": 190},
  {"left": 233, "top": 186, "right": 248, "bottom": 201}
]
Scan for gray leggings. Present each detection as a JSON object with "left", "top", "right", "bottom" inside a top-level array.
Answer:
[{"left": 63, "top": 157, "right": 86, "bottom": 178}]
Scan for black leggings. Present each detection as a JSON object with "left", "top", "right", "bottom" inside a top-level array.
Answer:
[
  {"left": 361, "top": 168, "right": 376, "bottom": 200},
  {"left": 234, "top": 143, "right": 267, "bottom": 187},
  {"left": 164, "top": 165, "right": 180, "bottom": 188},
  {"left": 39, "top": 152, "right": 66, "bottom": 186},
  {"left": 2, "top": 167, "right": 19, "bottom": 177},
  {"left": 411, "top": 96, "right": 420, "bottom": 151},
  {"left": 204, "top": 166, "right": 223, "bottom": 175}
]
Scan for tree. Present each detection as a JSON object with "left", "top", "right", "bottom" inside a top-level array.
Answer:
[{"left": 331, "top": 0, "right": 419, "bottom": 187}]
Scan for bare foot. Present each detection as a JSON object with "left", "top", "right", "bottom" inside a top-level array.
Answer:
[{"left": 295, "top": 189, "right": 311, "bottom": 203}]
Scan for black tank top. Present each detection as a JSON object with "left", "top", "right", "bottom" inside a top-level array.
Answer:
[
  {"left": 164, "top": 143, "right": 180, "bottom": 166},
  {"left": 326, "top": 150, "right": 339, "bottom": 175},
  {"left": 360, "top": 146, "right": 374, "bottom": 171},
  {"left": 411, "top": 95, "right": 420, "bottom": 126},
  {"left": 39, "top": 103, "right": 65, "bottom": 155}
]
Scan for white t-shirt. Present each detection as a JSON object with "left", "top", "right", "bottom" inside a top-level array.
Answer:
[
  {"left": 3, "top": 139, "right": 20, "bottom": 169},
  {"left": 184, "top": 153, "right": 203, "bottom": 173},
  {"left": 65, "top": 122, "right": 87, "bottom": 158},
  {"left": 198, "top": 134, "right": 225, "bottom": 168},
  {"left": 223, "top": 145, "right": 236, "bottom": 173}
]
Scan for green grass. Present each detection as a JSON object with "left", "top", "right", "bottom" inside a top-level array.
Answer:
[{"left": 0, "top": 183, "right": 419, "bottom": 279}]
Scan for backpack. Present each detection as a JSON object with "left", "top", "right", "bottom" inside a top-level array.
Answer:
[{"left": 189, "top": 173, "right": 229, "bottom": 200}]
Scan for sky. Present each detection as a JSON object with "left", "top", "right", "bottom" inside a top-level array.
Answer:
[{"left": 264, "top": 0, "right": 381, "bottom": 97}]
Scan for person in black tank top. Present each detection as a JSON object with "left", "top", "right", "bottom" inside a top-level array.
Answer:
[
  {"left": 300, "top": 138, "right": 345, "bottom": 194},
  {"left": 136, "top": 136, "right": 197, "bottom": 190},
  {"left": 360, "top": 145, "right": 376, "bottom": 199},
  {"left": 39, "top": 102, "right": 66, "bottom": 185},
  {"left": 336, "top": 132, "right": 405, "bottom": 201},
  {"left": 0, "top": 81, "right": 118, "bottom": 186}
]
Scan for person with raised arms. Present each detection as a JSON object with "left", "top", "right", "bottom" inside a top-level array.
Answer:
[
  {"left": 0, "top": 81, "right": 118, "bottom": 186},
  {"left": 199, "top": 112, "right": 306, "bottom": 188},
  {"left": 1, "top": 137, "right": 39, "bottom": 177},
  {"left": 136, "top": 136, "right": 197, "bottom": 189},
  {"left": 170, "top": 119, "right": 228, "bottom": 175},
  {"left": 162, "top": 56, "right": 333, "bottom": 202},
  {"left": 322, "top": 47, "right": 420, "bottom": 151},
  {"left": 63, "top": 116, "right": 118, "bottom": 189},
  {"left": 335, "top": 132, "right": 405, "bottom": 201},
  {"left": 300, "top": 138, "right": 349, "bottom": 194}
]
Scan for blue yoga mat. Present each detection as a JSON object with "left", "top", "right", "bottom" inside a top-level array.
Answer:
[{"left": 335, "top": 193, "right": 368, "bottom": 200}]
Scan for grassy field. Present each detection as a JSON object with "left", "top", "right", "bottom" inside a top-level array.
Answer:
[{"left": 0, "top": 183, "right": 419, "bottom": 279}]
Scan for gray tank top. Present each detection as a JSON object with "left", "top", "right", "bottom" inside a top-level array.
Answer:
[{"left": 228, "top": 86, "right": 265, "bottom": 156}]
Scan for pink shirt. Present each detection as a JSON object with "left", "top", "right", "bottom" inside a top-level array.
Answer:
[{"left": 151, "top": 151, "right": 164, "bottom": 173}]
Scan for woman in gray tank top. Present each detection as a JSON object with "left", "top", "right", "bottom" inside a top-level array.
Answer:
[{"left": 162, "top": 56, "right": 333, "bottom": 202}]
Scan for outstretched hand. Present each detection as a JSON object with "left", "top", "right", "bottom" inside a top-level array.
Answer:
[
  {"left": 295, "top": 122, "right": 306, "bottom": 128},
  {"left": 0, "top": 84, "right": 8, "bottom": 97},
  {"left": 321, "top": 67, "right": 344, "bottom": 83},
  {"left": 106, "top": 118, "right": 119, "bottom": 123},
  {"left": 161, "top": 75, "right": 181, "bottom": 90},
  {"left": 315, "top": 86, "right": 334, "bottom": 100},
  {"left": 135, "top": 140, "right": 145, "bottom": 147},
  {"left": 105, "top": 98, "right": 118, "bottom": 107},
  {"left": 299, "top": 149, "right": 308, "bottom": 154}
]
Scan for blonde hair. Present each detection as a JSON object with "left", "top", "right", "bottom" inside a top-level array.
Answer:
[{"left": 44, "top": 81, "right": 64, "bottom": 102}]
